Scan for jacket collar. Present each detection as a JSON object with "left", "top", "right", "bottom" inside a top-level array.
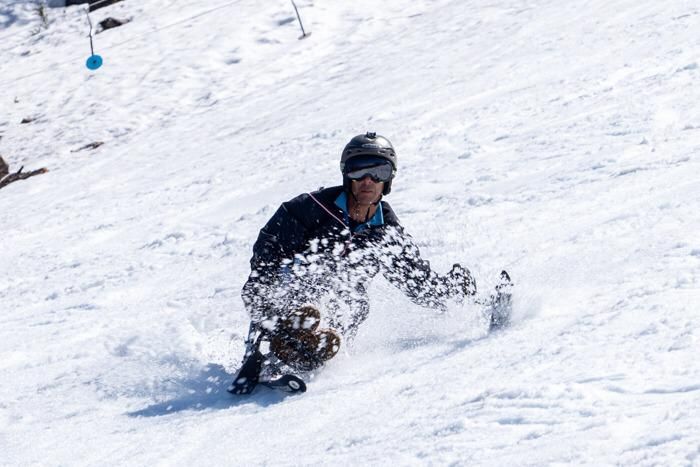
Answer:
[{"left": 335, "top": 191, "right": 384, "bottom": 231}]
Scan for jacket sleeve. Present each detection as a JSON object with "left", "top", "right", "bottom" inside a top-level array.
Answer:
[
  {"left": 378, "top": 226, "right": 450, "bottom": 310},
  {"left": 241, "top": 199, "right": 310, "bottom": 322},
  {"left": 250, "top": 202, "right": 309, "bottom": 273}
]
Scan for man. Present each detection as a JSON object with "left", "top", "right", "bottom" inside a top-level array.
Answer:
[{"left": 230, "top": 132, "right": 506, "bottom": 395}]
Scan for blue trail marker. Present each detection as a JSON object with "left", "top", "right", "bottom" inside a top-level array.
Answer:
[
  {"left": 85, "top": 9, "right": 103, "bottom": 70},
  {"left": 86, "top": 54, "right": 103, "bottom": 70}
]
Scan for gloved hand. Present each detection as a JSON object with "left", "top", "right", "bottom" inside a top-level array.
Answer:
[{"left": 445, "top": 263, "right": 477, "bottom": 298}]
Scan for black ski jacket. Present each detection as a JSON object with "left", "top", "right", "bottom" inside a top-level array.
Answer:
[{"left": 242, "top": 185, "right": 466, "bottom": 336}]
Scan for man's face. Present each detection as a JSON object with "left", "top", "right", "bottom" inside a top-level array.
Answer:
[{"left": 351, "top": 176, "right": 384, "bottom": 205}]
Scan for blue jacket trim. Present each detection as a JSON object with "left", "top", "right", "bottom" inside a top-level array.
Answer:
[{"left": 335, "top": 192, "right": 384, "bottom": 232}]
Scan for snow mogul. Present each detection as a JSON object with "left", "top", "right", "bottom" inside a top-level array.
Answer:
[{"left": 229, "top": 132, "right": 511, "bottom": 394}]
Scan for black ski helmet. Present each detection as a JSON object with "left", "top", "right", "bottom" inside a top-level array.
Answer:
[{"left": 340, "top": 132, "right": 397, "bottom": 195}]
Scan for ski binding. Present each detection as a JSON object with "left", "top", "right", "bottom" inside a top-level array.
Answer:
[{"left": 227, "top": 349, "right": 306, "bottom": 395}]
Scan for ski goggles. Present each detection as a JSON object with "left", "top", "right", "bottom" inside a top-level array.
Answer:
[{"left": 344, "top": 161, "right": 393, "bottom": 182}]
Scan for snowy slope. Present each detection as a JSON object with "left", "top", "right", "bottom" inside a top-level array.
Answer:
[{"left": 1, "top": 0, "right": 699, "bottom": 465}]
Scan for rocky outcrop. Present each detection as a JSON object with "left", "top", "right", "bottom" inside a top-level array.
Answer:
[
  {"left": 49, "top": 0, "right": 125, "bottom": 12},
  {"left": 97, "top": 17, "right": 131, "bottom": 33},
  {"left": 0, "top": 155, "right": 49, "bottom": 191}
]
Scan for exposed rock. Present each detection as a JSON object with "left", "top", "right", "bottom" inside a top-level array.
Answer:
[
  {"left": 97, "top": 17, "right": 131, "bottom": 33},
  {"left": 0, "top": 156, "right": 49, "bottom": 191},
  {"left": 0, "top": 156, "right": 9, "bottom": 179},
  {"left": 71, "top": 141, "right": 105, "bottom": 152},
  {"left": 50, "top": 0, "right": 125, "bottom": 12}
]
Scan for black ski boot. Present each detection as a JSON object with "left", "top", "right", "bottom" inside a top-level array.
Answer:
[{"left": 228, "top": 349, "right": 265, "bottom": 395}]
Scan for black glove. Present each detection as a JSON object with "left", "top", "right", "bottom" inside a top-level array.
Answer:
[{"left": 445, "top": 263, "right": 477, "bottom": 298}]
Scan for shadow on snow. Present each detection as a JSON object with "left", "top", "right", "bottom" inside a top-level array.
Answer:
[
  {"left": 127, "top": 324, "right": 497, "bottom": 419},
  {"left": 127, "top": 363, "right": 293, "bottom": 417}
]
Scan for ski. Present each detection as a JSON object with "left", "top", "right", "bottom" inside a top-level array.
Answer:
[
  {"left": 259, "top": 374, "right": 307, "bottom": 393},
  {"left": 228, "top": 372, "right": 307, "bottom": 395}
]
